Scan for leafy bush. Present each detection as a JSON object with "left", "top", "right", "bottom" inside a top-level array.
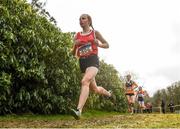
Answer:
[{"left": 0, "top": 0, "right": 80, "bottom": 114}]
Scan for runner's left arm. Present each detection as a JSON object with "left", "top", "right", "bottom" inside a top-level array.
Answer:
[
  {"left": 95, "top": 30, "right": 109, "bottom": 48},
  {"left": 71, "top": 34, "right": 79, "bottom": 56},
  {"left": 133, "top": 81, "right": 138, "bottom": 90}
]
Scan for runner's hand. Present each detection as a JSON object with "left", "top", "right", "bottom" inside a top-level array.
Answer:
[
  {"left": 94, "top": 39, "right": 99, "bottom": 46},
  {"left": 74, "top": 39, "right": 81, "bottom": 46}
]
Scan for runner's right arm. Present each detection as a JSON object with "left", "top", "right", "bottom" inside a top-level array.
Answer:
[{"left": 71, "top": 34, "right": 80, "bottom": 56}]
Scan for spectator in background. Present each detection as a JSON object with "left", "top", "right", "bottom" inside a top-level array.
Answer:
[
  {"left": 145, "top": 102, "right": 152, "bottom": 113},
  {"left": 161, "top": 99, "right": 166, "bottom": 114},
  {"left": 168, "top": 100, "right": 175, "bottom": 113}
]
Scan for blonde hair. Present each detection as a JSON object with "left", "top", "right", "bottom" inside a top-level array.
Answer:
[{"left": 80, "top": 14, "right": 94, "bottom": 30}]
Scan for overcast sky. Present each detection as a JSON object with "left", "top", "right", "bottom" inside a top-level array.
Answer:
[{"left": 31, "top": 0, "right": 180, "bottom": 96}]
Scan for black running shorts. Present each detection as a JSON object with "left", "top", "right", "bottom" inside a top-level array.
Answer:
[
  {"left": 79, "top": 54, "right": 99, "bottom": 73},
  {"left": 138, "top": 97, "right": 144, "bottom": 102},
  {"left": 125, "top": 93, "right": 135, "bottom": 96}
]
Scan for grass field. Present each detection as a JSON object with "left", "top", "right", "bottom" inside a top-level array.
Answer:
[{"left": 0, "top": 110, "right": 180, "bottom": 128}]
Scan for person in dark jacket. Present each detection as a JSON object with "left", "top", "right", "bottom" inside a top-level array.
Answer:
[
  {"left": 168, "top": 100, "right": 175, "bottom": 113},
  {"left": 161, "top": 99, "right": 166, "bottom": 114}
]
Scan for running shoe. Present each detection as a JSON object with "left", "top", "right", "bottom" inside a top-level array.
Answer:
[
  {"left": 108, "top": 90, "right": 112, "bottom": 97},
  {"left": 70, "top": 109, "right": 81, "bottom": 120},
  {"left": 108, "top": 90, "right": 116, "bottom": 102}
]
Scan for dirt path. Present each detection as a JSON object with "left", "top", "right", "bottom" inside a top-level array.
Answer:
[{"left": 0, "top": 114, "right": 180, "bottom": 128}]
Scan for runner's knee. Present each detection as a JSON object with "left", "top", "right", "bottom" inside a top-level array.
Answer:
[{"left": 81, "top": 77, "right": 91, "bottom": 86}]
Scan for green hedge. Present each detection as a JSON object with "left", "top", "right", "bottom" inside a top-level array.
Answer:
[{"left": 0, "top": 0, "right": 81, "bottom": 114}]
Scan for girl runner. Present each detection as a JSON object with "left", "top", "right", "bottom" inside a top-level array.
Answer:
[
  {"left": 71, "top": 14, "right": 112, "bottom": 120},
  {"left": 136, "top": 86, "right": 149, "bottom": 113},
  {"left": 124, "top": 74, "right": 138, "bottom": 114}
]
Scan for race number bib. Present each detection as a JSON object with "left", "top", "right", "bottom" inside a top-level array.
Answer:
[{"left": 78, "top": 42, "right": 93, "bottom": 56}]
